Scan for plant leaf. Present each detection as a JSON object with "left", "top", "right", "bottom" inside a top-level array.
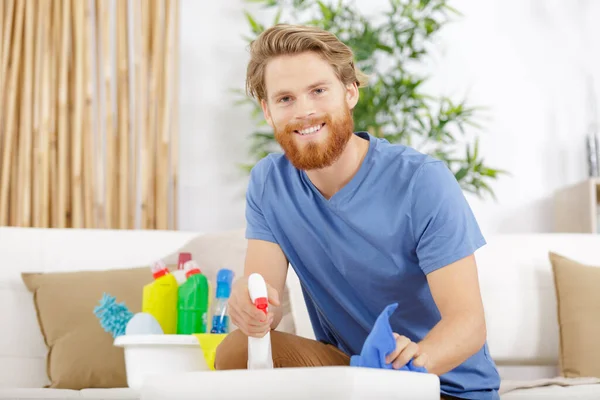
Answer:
[{"left": 244, "top": 11, "right": 264, "bottom": 34}]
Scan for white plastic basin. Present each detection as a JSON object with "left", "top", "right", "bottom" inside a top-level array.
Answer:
[
  {"left": 114, "top": 334, "right": 208, "bottom": 390},
  {"left": 140, "top": 366, "right": 441, "bottom": 400}
]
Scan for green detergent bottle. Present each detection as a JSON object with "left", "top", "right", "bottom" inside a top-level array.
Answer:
[{"left": 177, "top": 262, "right": 210, "bottom": 334}]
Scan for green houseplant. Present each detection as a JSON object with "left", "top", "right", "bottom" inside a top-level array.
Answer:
[{"left": 237, "top": 0, "right": 506, "bottom": 199}]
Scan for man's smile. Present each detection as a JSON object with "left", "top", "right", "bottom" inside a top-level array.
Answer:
[{"left": 294, "top": 123, "right": 326, "bottom": 137}]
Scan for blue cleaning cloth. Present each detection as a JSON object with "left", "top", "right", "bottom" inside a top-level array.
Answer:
[{"left": 350, "top": 303, "right": 428, "bottom": 373}]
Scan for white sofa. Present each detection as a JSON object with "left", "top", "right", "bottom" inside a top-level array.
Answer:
[{"left": 0, "top": 226, "right": 599, "bottom": 399}]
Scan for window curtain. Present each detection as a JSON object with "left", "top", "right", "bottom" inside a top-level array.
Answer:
[{"left": 0, "top": 0, "right": 179, "bottom": 230}]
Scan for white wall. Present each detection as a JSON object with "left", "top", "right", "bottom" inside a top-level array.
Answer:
[
  {"left": 178, "top": 0, "right": 600, "bottom": 236},
  {"left": 178, "top": 0, "right": 255, "bottom": 233},
  {"left": 427, "top": 0, "right": 600, "bottom": 236}
]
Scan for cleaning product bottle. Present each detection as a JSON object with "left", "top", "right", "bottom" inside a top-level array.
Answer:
[
  {"left": 172, "top": 252, "right": 192, "bottom": 286},
  {"left": 210, "top": 268, "right": 234, "bottom": 334},
  {"left": 142, "top": 260, "right": 178, "bottom": 334},
  {"left": 184, "top": 260, "right": 213, "bottom": 315},
  {"left": 177, "top": 261, "right": 210, "bottom": 334},
  {"left": 247, "top": 273, "right": 273, "bottom": 369}
]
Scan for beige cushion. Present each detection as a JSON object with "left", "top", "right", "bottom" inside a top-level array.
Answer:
[
  {"left": 549, "top": 252, "right": 600, "bottom": 378},
  {"left": 21, "top": 267, "right": 153, "bottom": 390},
  {"left": 160, "top": 228, "right": 296, "bottom": 334}
]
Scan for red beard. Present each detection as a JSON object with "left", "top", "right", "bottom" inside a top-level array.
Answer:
[{"left": 274, "top": 105, "right": 354, "bottom": 170}]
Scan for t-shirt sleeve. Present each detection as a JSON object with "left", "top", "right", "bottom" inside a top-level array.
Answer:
[
  {"left": 410, "top": 160, "right": 486, "bottom": 275},
  {"left": 245, "top": 157, "right": 278, "bottom": 244}
]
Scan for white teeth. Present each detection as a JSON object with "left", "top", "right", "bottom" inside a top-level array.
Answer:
[{"left": 298, "top": 124, "right": 322, "bottom": 135}]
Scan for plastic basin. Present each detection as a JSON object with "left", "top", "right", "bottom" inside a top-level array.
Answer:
[{"left": 114, "top": 334, "right": 208, "bottom": 390}]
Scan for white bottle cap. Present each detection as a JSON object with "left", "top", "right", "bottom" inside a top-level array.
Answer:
[{"left": 183, "top": 260, "right": 200, "bottom": 271}]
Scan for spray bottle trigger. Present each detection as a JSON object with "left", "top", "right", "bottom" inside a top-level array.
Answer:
[{"left": 255, "top": 297, "right": 268, "bottom": 315}]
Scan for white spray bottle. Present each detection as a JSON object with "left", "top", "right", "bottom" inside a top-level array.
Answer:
[{"left": 247, "top": 273, "right": 274, "bottom": 369}]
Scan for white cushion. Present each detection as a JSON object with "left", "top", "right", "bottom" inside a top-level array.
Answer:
[
  {"left": 140, "top": 367, "right": 440, "bottom": 400},
  {"left": 0, "top": 389, "right": 81, "bottom": 399},
  {"left": 0, "top": 283, "right": 48, "bottom": 387},
  {"left": 0, "top": 388, "right": 139, "bottom": 399},
  {"left": 285, "top": 267, "right": 315, "bottom": 340},
  {"left": 502, "top": 384, "right": 600, "bottom": 400},
  {"left": 0, "top": 356, "right": 48, "bottom": 389},
  {"left": 79, "top": 389, "right": 139, "bottom": 399},
  {"left": 497, "top": 366, "right": 560, "bottom": 382}
]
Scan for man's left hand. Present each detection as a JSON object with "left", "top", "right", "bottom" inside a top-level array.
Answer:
[{"left": 385, "top": 332, "right": 428, "bottom": 370}]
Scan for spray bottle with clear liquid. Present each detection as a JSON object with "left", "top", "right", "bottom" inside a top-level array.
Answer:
[{"left": 210, "top": 269, "right": 234, "bottom": 334}]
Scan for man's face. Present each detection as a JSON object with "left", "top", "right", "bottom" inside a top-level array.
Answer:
[{"left": 260, "top": 51, "right": 359, "bottom": 170}]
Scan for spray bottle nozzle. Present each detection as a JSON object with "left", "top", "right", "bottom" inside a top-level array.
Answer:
[{"left": 177, "top": 253, "right": 192, "bottom": 270}]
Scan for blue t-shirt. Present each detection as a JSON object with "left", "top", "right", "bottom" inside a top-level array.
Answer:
[{"left": 245, "top": 131, "right": 500, "bottom": 399}]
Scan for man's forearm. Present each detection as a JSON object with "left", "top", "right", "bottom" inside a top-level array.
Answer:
[
  {"left": 269, "top": 304, "right": 284, "bottom": 329},
  {"left": 417, "top": 312, "right": 486, "bottom": 376}
]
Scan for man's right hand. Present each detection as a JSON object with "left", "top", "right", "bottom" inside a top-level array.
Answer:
[{"left": 228, "top": 276, "right": 281, "bottom": 338}]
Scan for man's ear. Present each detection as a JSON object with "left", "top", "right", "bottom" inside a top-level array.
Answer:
[
  {"left": 345, "top": 82, "right": 359, "bottom": 110},
  {"left": 261, "top": 99, "right": 274, "bottom": 128}
]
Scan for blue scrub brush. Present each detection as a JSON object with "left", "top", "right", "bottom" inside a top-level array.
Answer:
[{"left": 93, "top": 293, "right": 133, "bottom": 338}]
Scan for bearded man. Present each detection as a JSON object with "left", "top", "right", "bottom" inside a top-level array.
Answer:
[{"left": 215, "top": 24, "right": 501, "bottom": 400}]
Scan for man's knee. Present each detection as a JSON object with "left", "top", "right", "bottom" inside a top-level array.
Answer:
[
  {"left": 214, "top": 329, "right": 349, "bottom": 370},
  {"left": 214, "top": 329, "right": 248, "bottom": 370}
]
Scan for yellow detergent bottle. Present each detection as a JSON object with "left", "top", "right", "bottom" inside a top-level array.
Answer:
[{"left": 142, "top": 260, "right": 178, "bottom": 334}]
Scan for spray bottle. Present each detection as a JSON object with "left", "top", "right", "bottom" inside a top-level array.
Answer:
[
  {"left": 247, "top": 273, "right": 274, "bottom": 369},
  {"left": 210, "top": 269, "right": 234, "bottom": 334}
]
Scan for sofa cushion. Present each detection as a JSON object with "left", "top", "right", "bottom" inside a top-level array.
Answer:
[
  {"left": 0, "top": 388, "right": 139, "bottom": 399},
  {"left": 549, "top": 252, "right": 600, "bottom": 378},
  {"left": 0, "top": 388, "right": 81, "bottom": 399},
  {"left": 79, "top": 389, "right": 139, "bottom": 399},
  {"left": 501, "top": 382, "right": 600, "bottom": 400},
  {"left": 22, "top": 267, "right": 153, "bottom": 390}
]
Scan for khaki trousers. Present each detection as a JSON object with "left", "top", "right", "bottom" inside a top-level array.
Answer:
[
  {"left": 215, "top": 329, "right": 350, "bottom": 369},
  {"left": 214, "top": 329, "right": 461, "bottom": 400}
]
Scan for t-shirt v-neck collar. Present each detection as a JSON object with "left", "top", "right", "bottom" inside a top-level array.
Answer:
[{"left": 300, "top": 131, "right": 375, "bottom": 208}]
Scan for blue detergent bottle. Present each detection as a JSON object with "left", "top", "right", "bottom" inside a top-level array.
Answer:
[{"left": 210, "top": 269, "right": 234, "bottom": 334}]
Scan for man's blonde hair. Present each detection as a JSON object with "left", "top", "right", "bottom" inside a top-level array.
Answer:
[{"left": 246, "top": 24, "right": 369, "bottom": 102}]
